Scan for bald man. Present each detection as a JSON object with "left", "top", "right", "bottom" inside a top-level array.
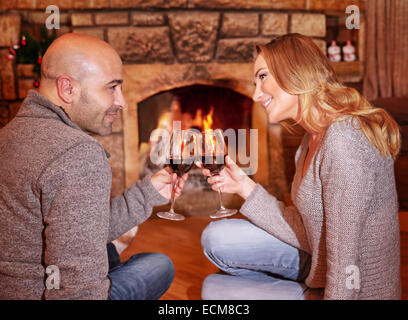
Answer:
[{"left": 0, "top": 33, "right": 187, "bottom": 300}]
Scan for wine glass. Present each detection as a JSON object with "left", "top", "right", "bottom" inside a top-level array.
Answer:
[
  {"left": 156, "top": 129, "right": 196, "bottom": 221},
  {"left": 202, "top": 129, "right": 237, "bottom": 219}
]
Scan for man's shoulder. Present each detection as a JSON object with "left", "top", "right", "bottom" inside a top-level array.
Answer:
[
  {"left": 44, "top": 122, "right": 107, "bottom": 164},
  {"left": 4, "top": 115, "right": 106, "bottom": 169},
  {"left": 29, "top": 116, "right": 100, "bottom": 149},
  {"left": 36, "top": 130, "right": 109, "bottom": 185}
]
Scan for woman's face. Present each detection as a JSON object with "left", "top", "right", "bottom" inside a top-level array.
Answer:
[{"left": 253, "top": 54, "right": 299, "bottom": 124}]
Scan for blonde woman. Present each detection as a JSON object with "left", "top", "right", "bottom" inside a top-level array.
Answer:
[{"left": 201, "top": 33, "right": 401, "bottom": 300}]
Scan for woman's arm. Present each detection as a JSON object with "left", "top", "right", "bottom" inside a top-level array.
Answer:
[
  {"left": 240, "top": 184, "right": 311, "bottom": 254},
  {"left": 203, "top": 156, "right": 311, "bottom": 254}
]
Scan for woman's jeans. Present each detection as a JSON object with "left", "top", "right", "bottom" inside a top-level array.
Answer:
[
  {"left": 201, "top": 218, "right": 323, "bottom": 300},
  {"left": 106, "top": 243, "right": 174, "bottom": 300}
]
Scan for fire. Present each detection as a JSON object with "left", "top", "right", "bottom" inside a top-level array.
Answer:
[
  {"left": 190, "top": 109, "right": 202, "bottom": 129},
  {"left": 201, "top": 107, "right": 217, "bottom": 152},
  {"left": 187, "top": 106, "right": 216, "bottom": 153},
  {"left": 157, "top": 111, "right": 172, "bottom": 131},
  {"left": 203, "top": 106, "right": 214, "bottom": 130},
  {"left": 155, "top": 104, "right": 215, "bottom": 134},
  {"left": 189, "top": 106, "right": 214, "bottom": 131}
]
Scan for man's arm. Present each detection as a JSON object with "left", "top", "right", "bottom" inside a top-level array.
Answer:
[{"left": 108, "top": 173, "right": 169, "bottom": 243}]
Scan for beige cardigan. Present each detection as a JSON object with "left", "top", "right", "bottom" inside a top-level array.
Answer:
[{"left": 240, "top": 118, "right": 401, "bottom": 299}]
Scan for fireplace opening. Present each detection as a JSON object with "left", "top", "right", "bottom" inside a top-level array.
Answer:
[
  {"left": 137, "top": 84, "right": 254, "bottom": 216},
  {"left": 138, "top": 84, "right": 252, "bottom": 144}
]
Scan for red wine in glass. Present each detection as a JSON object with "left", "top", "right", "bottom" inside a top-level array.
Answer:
[
  {"left": 201, "top": 154, "right": 225, "bottom": 175},
  {"left": 168, "top": 157, "right": 195, "bottom": 177},
  {"left": 202, "top": 129, "right": 237, "bottom": 219},
  {"left": 156, "top": 131, "right": 197, "bottom": 221}
]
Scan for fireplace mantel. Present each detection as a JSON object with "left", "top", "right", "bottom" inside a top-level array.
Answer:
[{"left": 123, "top": 63, "right": 255, "bottom": 104}]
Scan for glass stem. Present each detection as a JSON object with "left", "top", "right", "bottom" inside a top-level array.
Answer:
[
  {"left": 170, "top": 176, "right": 178, "bottom": 213},
  {"left": 213, "top": 173, "right": 225, "bottom": 209},
  {"left": 217, "top": 188, "right": 225, "bottom": 210}
]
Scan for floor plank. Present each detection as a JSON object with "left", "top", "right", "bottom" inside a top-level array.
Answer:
[{"left": 121, "top": 214, "right": 408, "bottom": 300}]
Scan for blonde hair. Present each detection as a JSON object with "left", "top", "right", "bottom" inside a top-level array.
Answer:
[{"left": 256, "top": 33, "right": 401, "bottom": 159}]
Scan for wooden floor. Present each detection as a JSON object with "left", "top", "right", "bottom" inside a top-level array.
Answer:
[
  {"left": 120, "top": 215, "right": 220, "bottom": 300},
  {"left": 121, "top": 214, "right": 408, "bottom": 300}
]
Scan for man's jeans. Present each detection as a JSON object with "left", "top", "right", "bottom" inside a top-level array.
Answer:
[
  {"left": 106, "top": 243, "right": 174, "bottom": 300},
  {"left": 201, "top": 219, "right": 323, "bottom": 300}
]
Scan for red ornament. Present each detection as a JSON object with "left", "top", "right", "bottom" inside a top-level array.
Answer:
[
  {"left": 6, "top": 47, "right": 16, "bottom": 60},
  {"left": 33, "top": 80, "right": 40, "bottom": 88},
  {"left": 37, "top": 56, "right": 42, "bottom": 65},
  {"left": 21, "top": 36, "right": 27, "bottom": 46}
]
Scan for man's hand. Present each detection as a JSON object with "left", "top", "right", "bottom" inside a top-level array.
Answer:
[{"left": 150, "top": 168, "right": 189, "bottom": 200}]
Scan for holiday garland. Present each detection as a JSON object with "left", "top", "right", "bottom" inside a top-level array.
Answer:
[{"left": 6, "top": 26, "right": 57, "bottom": 88}]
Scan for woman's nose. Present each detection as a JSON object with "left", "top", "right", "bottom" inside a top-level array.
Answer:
[{"left": 252, "top": 85, "right": 263, "bottom": 102}]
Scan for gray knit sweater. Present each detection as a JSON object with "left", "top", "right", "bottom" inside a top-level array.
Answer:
[
  {"left": 0, "top": 90, "right": 169, "bottom": 299},
  {"left": 240, "top": 118, "right": 401, "bottom": 299}
]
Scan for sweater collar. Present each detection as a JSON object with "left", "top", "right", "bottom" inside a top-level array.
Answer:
[
  {"left": 17, "top": 90, "right": 111, "bottom": 159},
  {"left": 18, "top": 90, "right": 81, "bottom": 131}
]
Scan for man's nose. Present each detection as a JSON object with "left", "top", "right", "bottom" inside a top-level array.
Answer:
[{"left": 115, "top": 88, "right": 127, "bottom": 109}]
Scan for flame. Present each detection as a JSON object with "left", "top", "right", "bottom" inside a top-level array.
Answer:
[
  {"left": 157, "top": 111, "right": 172, "bottom": 131},
  {"left": 192, "top": 109, "right": 203, "bottom": 128},
  {"left": 202, "top": 107, "right": 216, "bottom": 153},
  {"left": 203, "top": 106, "right": 214, "bottom": 130}
]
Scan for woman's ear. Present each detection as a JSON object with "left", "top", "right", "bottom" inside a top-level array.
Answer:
[{"left": 56, "top": 75, "right": 77, "bottom": 104}]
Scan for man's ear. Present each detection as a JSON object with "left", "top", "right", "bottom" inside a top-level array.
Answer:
[{"left": 56, "top": 75, "right": 78, "bottom": 104}]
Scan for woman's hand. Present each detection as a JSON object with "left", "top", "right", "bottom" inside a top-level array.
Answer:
[
  {"left": 201, "top": 155, "right": 256, "bottom": 200},
  {"left": 150, "top": 168, "right": 188, "bottom": 200}
]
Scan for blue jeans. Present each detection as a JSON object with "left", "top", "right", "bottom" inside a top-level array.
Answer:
[
  {"left": 201, "top": 219, "right": 323, "bottom": 300},
  {"left": 107, "top": 244, "right": 174, "bottom": 300}
]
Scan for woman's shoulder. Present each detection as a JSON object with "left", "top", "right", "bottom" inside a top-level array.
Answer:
[
  {"left": 322, "top": 117, "right": 381, "bottom": 161},
  {"left": 327, "top": 116, "right": 363, "bottom": 140}
]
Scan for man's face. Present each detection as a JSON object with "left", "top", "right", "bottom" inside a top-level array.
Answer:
[{"left": 71, "top": 53, "right": 126, "bottom": 136}]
